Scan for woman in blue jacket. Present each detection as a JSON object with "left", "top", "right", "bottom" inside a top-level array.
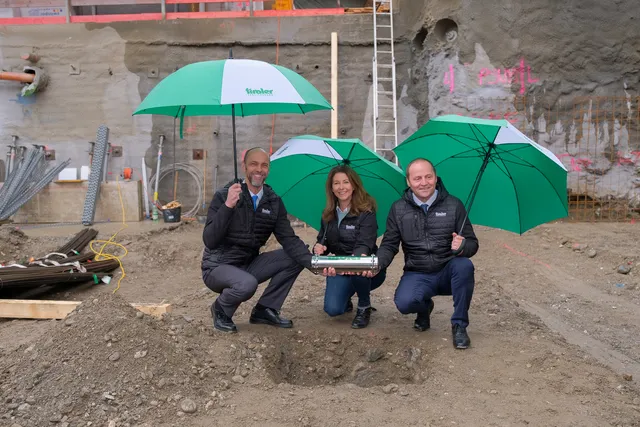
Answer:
[{"left": 313, "top": 165, "right": 387, "bottom": 329}]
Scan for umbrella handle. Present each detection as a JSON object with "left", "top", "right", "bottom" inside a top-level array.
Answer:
[{"left": 451, "top": 238, "right": 466, "bottom": 256}]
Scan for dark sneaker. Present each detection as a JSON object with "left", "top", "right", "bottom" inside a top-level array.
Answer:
[
  {"left": 414, "top": 299, "right": 435, "bottom": 331},
  {"left": 452, "top": 324, "right": 471, "bottom": 349},
  {"left": 211, "top": 301, "right": 237, "bottom": 333},
  {"left": 351, "top": 307, "right": 373, "bottom": 329}
]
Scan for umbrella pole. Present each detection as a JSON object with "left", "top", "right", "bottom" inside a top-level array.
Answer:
[
  {"left": 458, "top": 144, "right": 494, "bottom": 235},
  {"left": 173, "top": 117, "right": 177, "bottom": 201},
  {"left": 232, "top": 104, "right": 239, "bottom": 182}
]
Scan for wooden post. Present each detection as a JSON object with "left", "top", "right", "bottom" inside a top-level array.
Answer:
[
  {"left": 65, "top": 0, "right": 71, "bottom": 23},
  {"left": 331, "top": 32, "right": 338, "bottom": 139}
]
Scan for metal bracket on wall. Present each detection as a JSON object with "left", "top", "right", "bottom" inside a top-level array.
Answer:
[
  {"left": 192, "top": 149, "right": 204, "bottom": 160},
  {"left": 148, "top": 68, "right": 159, "bottom": 79},
  {"left": 69, "top": 64, "right": 80, "bottom": 75},
  {"left": 44, "top": 150, "right": 55, "bottom": 160},
  {"left": 111, "top": 146, "right": 122, "bottom": 157}
]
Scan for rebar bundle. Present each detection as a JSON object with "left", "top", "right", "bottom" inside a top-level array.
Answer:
[
  {"left": 0, "top": 228, "right": 120, "bottom": 298},
  {"left": 54, "top": 228, "right": 99, "bottom": 257},
  {"left": 0, "top": 145, "right": 71, "bottom": 221}
]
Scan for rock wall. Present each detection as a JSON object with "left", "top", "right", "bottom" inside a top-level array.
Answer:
[
  {"left": 395, "top": 0, "right": 640, "bottom": 208},
  {"left": 0, "top": 0, "right": 638, "bottom": 219}
]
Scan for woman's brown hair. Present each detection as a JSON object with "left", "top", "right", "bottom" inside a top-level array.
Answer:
[{"left": 322, "top": 164, "right": 377, "bottom": 223}]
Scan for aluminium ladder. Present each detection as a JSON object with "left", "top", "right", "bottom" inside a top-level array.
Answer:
[{"left": 372, "top": 0, "right": 398, "bottom": 164}]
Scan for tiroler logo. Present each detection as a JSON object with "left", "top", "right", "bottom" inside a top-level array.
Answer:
[{"left": 245, "top": 88, "right": 274, "bottom": 96}]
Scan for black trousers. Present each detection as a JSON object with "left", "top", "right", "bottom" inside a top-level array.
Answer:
[{"left": 203, "top": 249, "right": 304, "bottom": 318}]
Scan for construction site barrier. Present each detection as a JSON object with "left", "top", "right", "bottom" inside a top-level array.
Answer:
[{"left": 0, "top": 0, "right": 353, "bottom": 25}]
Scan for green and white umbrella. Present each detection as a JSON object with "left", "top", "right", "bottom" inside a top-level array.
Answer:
[
  {"left": 133, "top": 55, "right": 332, "bottom": 180},
  {"left": 268, "top": 135, "right": 407, "bottom": 236},
  {"left": 393, "top": 115, "right": 569, "bottom": 235}
]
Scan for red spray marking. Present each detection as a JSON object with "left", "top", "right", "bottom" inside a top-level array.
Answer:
[{"left": 502, "top": 243, "right": 551, "bottom": 269}]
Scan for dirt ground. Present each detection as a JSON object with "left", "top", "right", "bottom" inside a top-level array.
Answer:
[{"left": 0, "top": 219, "right": 639, "bottom": 427}]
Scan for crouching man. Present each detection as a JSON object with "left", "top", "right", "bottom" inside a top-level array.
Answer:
[
  {"left": 201, "top": 147, "right": 312, "bottom": 333},
  {"left": 364, "top": 158, "right": 479, "bottom": 349}
]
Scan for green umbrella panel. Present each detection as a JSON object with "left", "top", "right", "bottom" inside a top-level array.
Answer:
[
  {"left": 268, "top": 135, "right": 407, "bottom": 236},
  {"left": 393, "top": 115, "right": 569, "bottom": 234},
  {"left": 133, "top": 57, "right": 332, "bottom": 180}
]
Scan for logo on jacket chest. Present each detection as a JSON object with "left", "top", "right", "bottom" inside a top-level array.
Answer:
[
  {"left": 345, "top": 225, "right": 356, "bottom": 230},
  {"left": 434, "top": 212, "right": 447, "bottom": 217},
  {"left": 261, "top": 208, "right": 271, "bottom": 215}
]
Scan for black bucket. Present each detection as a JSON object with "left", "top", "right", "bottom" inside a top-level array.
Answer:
[{"left": 162, "top": 206, "right": 181, "bottom": 223}]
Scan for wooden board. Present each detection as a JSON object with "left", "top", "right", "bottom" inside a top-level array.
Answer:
[{"left": 0, "top": 299, "right": 172, "bottom": 319}]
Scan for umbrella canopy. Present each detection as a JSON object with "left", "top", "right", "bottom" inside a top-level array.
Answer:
[
  {"left": 393, "top": 115, "right": 568, "bottom": 234},
  {"left": 268, "top": 135, "right": 407, "bottom": 236},
  {"left": 133, "top": 57, "right": 332, "bottom": 180},
  {"left": 133, "top": 58, "right": 332, "bottom": 119}
]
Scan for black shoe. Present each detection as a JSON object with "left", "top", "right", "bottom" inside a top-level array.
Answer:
[
  {"left": 414, "top": 299, "right": 435, "bottom": 331},
  {"left": 351, "top": 307, "right": 373, "bottom": 329},
  {"left": 249, "top": 305, "right": 293, "bottom": 328},
  {"left": 346, "top": 299, "right": 354, "bottom": 313},
  {"left": 211, "top": 301, "right": 237, "bottom": 333},
  {"left": 452, "top": 324, "right": 471, "bottom": 349}
]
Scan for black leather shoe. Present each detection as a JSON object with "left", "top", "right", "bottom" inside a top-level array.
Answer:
[
  {"left": 452, "top": 324, "right": 471, "bottom": 349},
  {"left": 351, "top": 307, "right": 372, "bottom": 329},
  {"left": 211, "top": 301, "right": 237, "bottom": 333},
  {"left": 414, "top": 299, "right": 435, "bottom": 331},
  {"left": 250, "top": 305, "right": 293, "bottom": 328},
  {"left": 346, "top": 299, "right": 354, "bottom": 313}
]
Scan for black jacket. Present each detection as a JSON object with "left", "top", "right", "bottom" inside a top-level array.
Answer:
[
  {"left": 376, "top": 178, "right": 479, "bottom": 273},
  {"left": 316, "top": 210, "right": 378, "bottom": 256},
  {"left": 201, "top": 181, "right": 312, "bottom": 271}
]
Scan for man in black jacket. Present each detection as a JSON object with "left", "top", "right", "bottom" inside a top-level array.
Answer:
[
  {"left": 365, "top": 158, "right": 479, "bottom": 349},
  {"left": 201, "top": 147, "right": 313, "bottom": 333}
]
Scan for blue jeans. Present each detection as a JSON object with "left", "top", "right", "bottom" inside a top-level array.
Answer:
[
  {"left": 324, "top": 269, "right": 387, "bottom": 316},
  {"left": 394, "top": 257, "right": 475, "bottom": 327}
]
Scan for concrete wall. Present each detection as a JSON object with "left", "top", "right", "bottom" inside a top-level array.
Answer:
[{"left": 0, "top": 0, "right": 638, "bottom": 221}]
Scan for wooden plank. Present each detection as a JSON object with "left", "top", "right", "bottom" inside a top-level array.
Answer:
[
  {"left": 0, "top": 299, "right": 172, "bottom": 319},
  {"left": 0, "top": 0, "right": 62, "bottom": 7},
  {"left": 254, "top": 8, "right": 345, "bottom": 17},
  {"left": 71, "top": 12, "right": 163, "bottom": 22},
  {"left": 0, "top": 16, "right": 65, "bottom": 25},
  {"left": 166, "top": 10, "right": 249, "bottom": 19}
]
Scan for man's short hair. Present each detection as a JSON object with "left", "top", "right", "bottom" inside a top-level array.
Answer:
[
  {"left": 242, "top": 147, "right": 268, "bottom": 164},
  {"left": 405, "top": 158, "right": 436, "bottom": 178}
]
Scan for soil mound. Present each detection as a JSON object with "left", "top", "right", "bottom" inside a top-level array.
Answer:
[
  {"left": 0, "top": 293, "right": 216, "bottom": 427},
  {"left": 0, "top": 227, "right": 28, "bottom": 263}
]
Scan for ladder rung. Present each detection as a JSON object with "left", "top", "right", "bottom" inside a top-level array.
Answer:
[
  {"left": 376, "top": 77, "right": 393, "bottom": 81},
  {"left": 375, "top": 12, "right": 392, "bottom": 15},
  {"left": 376, "top": 119, "right": 395, "bottom": 123},
  {"left": 378, "top": 90, "right": 393, "bottom": 94},
  {"left": 377, "top": 64, "right": 394, "bottom": 68},
  {"left": 376, "top": 37, "right": 392, "bottom": 41},
  {"left": 376, "top": 50, "right": 392, "bottom": 53},
  {"left": 377, "top": 133, "right": 396, "bottom": 136},
  {"left": 375, "top": 148, "right": 394, "bottom": 152},
  {"left": 376, "top": 25, "right": 392, "bottom": 28},
  {"left": 378, "top": 105, "right": 394, "bottom": 108}
]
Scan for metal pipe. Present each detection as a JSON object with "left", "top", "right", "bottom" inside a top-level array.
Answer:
[
  {"left": 310, "top": 255, "right": 380, "bottom": 274},
  {"left": 4, "top": 146, "right": 11, "bottom": 181},
  {"left": 0, "top": 72, "right": 34, "bottom": 83},
  {"left": 102, "top": 142, "right": 111, "bottom": 183},
  {"left": 153, "top": 135, "right": 165, "bottom": 220}
]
